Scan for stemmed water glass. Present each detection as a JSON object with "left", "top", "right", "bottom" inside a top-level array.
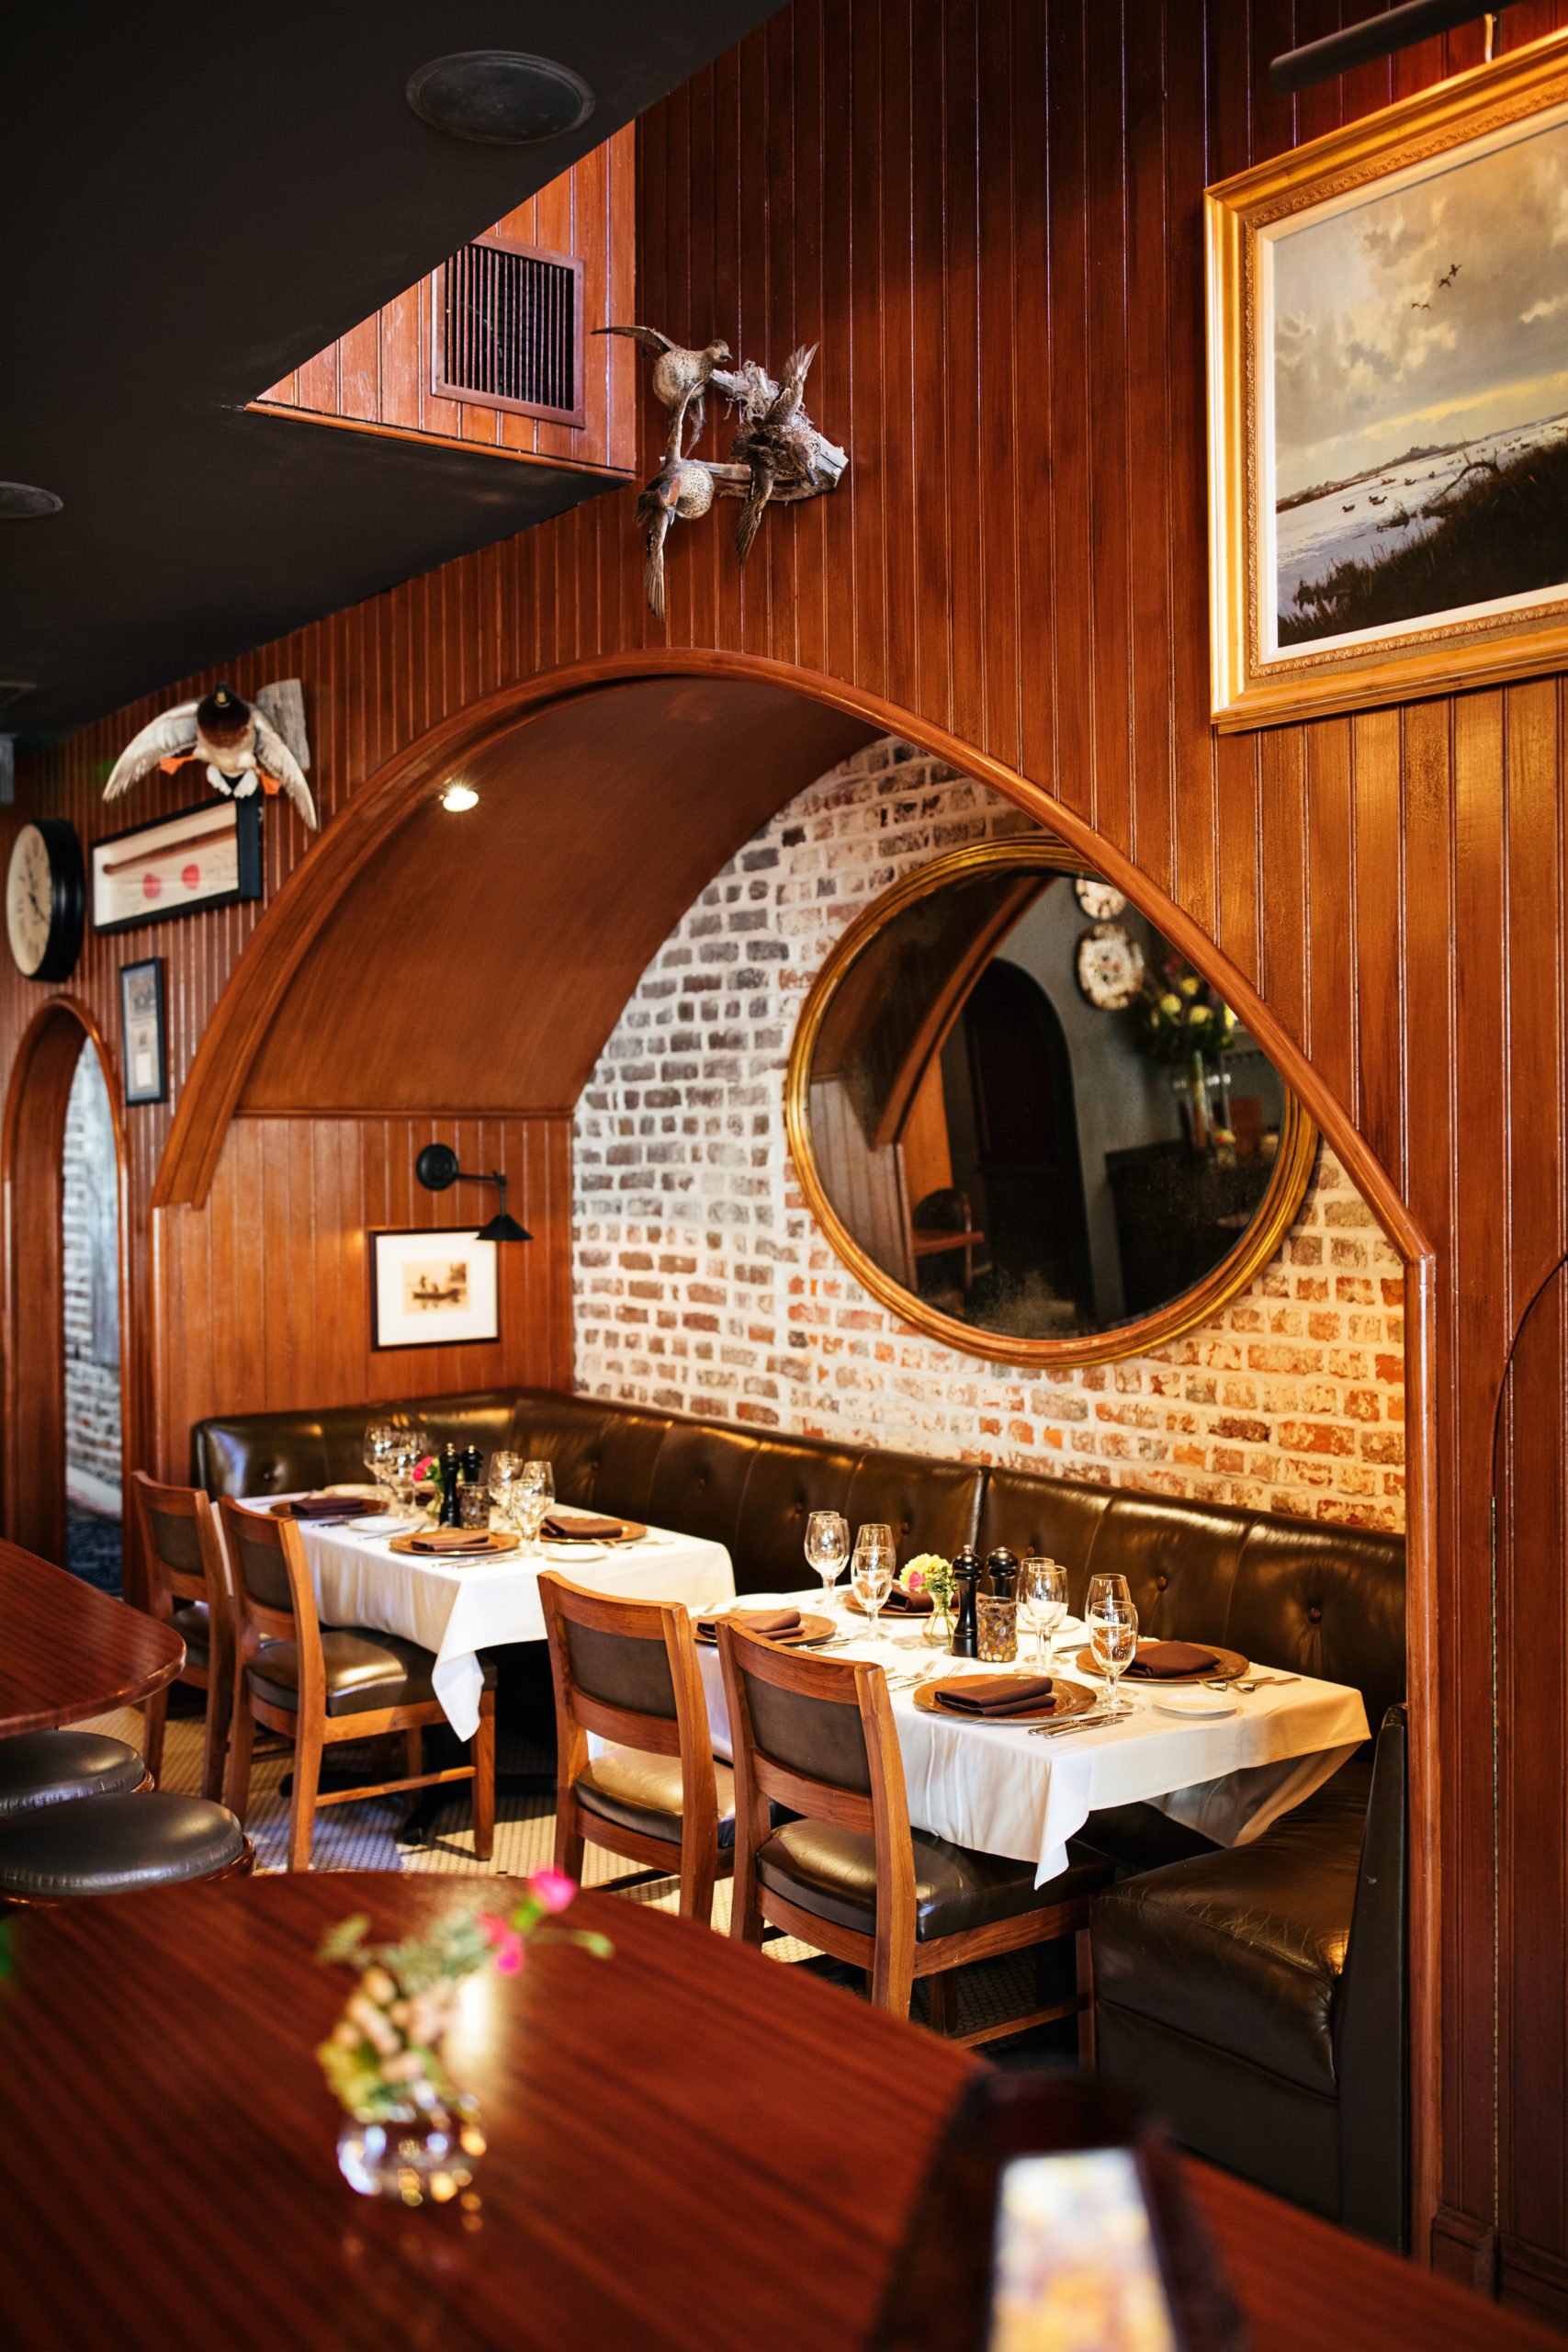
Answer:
[
  {"left": 515, "top": 1458, "right": 555, "bottom": 1555},
  {"left": 1085, "top": 1571, "right": 1132, "bottom": 1617},
  {"left": 851, "top": 1522, "right": 896, "bottom": 1641},
  {"left": 1021, "top": 1556, "right": 1068, "bottom": 1673},
  {"left": 805, "top": 1510, "right": 850, "bottom": 1610},
  {"left": 1088, "top": 1595, "right": 1139, "bottom": 1717},
  {"left": 488, "top": 1450, "right": 525, "bottom": 1531},
  {"left": 362, "top": 1422, "right": 398, "bottom": 1506}
]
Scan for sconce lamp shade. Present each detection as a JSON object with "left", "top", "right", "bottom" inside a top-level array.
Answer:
[{"left": 413, "top": 1143, "right": 531, "bottom": 1242}]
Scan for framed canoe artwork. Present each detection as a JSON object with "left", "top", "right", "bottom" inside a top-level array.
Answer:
[
  {"left": 369, "top": 1227, "right": 500, "bottom": 1351},
  {"left": 1207, "top": 32, "right": 1568, "bottom": 729},
  {"left": 90, "top": 798, "right": 264, "bottom": 934}
]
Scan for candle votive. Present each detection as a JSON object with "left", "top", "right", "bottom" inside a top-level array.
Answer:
[{"left": 976, "top": 1595, "right": 1018, "bottom": 1665}]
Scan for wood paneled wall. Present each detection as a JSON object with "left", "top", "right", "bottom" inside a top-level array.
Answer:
[
  {"left": 6, "top": 0, "right": 1568, "bottom": 2300},
  {"left": 252, "top": 131, "right": 637, "bottom": 478}
]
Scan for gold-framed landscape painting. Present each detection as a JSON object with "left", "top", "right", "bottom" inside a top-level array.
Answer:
[{"left": 1207, "top": 32, "right": 1568, "bottom": 731}]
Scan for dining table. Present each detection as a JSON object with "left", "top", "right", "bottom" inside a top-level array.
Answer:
[
  {"left": 0, "top": 1871, "right": 1552, "bottom": 2352},
  {"left": 697, "top": 1589, "right": 1370, "bottom": 1885},
  {"left": 285, "top": 1503, "right": 736, "bottom": 1740},
  {"left": 0, "top": 1536, "right": 184, "bottom": 1736}
]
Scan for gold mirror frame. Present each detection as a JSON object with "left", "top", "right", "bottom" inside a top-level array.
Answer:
[{"left": 784, "top": 841, "right": 1319, "bottom": 1368}]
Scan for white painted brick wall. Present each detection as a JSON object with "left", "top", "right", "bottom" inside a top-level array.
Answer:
[
  {"left": 573, "top": 739, "right": 1404, "bottom": 1533},
  {"left": 62, "top": 1046, "right": 121, "bottom": 1491}
]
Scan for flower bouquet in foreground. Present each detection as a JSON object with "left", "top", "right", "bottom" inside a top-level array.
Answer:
[
  {"left": 318, "top": 1871, "right": 610, "bottom": 2202},
  {"left": 904, "top": 1554, "right": 956, "bottom": 1646}
]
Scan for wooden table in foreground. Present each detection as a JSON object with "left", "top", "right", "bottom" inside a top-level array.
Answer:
[
  {"left": 0, "top": 1536, "right": 183, "bottom": 1734},
  {"left": 0, "top": 1875, "right": 1554, "bottom": 2352}
]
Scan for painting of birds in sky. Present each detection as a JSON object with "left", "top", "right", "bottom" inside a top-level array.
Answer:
[
  {"left": 1268, "top": 109, "right": 1568, "bottom": 652},
  {"left": 600, "top": 323, "right": 848, "bottom": 618}
]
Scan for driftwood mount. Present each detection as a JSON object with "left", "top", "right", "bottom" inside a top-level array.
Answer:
[{"left": 597, "top": 323, "right": 848, "bottom": 619}]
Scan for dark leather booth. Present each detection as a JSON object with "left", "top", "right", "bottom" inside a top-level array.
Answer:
[{"left": 192, "top": 1382, "right": 1407, "bottom": 2245}]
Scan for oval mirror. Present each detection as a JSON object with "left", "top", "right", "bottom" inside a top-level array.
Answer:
[{"left": 785, "top": 842, "right": 1317, "bottom": 1366}]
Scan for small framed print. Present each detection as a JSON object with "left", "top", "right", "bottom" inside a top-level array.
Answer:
[
  {"left": 118, "top": 956, "right": 167, "bottom": 1105},
  {"left": 91, "top": 798, "right": 263, "bottom": 934},
  {"left": 369, "top": 1227, "right": 500, "bottom": 1351}
]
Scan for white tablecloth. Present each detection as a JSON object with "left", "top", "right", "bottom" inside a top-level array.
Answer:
[
  {"left": 697, "top": 1590, "right": 1370, "bottom": 1885},
  {"left": 294, "top": 1513, "right": 736, "bottom": 1740}
]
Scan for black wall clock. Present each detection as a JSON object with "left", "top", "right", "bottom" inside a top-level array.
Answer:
[{"left": 6, "top": 819, "right": 86, "bottom": 982}]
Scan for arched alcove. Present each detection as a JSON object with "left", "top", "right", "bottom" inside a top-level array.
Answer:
[{"left": 1, "top": 1000, "right": 129, "bottom": 1568}]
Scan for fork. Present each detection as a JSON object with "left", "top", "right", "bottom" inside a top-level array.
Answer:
[{"left": 1030, "top": 1711, "right": 1116, "bottom": 1739}]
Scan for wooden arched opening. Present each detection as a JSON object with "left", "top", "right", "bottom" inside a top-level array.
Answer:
[{"left": 1, "top": 997, "right": 130, "bottom": 1569}]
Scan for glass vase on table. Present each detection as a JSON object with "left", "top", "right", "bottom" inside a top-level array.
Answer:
[
  {"left": 804, "top": 1510, "right": 850, "bottom": 1613},
  {"left": 1088, "top": 1597, "right": 1139, "bottom": 1718}
]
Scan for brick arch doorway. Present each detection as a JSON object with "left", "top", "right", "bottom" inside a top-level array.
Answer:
[{"left": 0, "top": 998, "right": 130, "bottom": 1570}]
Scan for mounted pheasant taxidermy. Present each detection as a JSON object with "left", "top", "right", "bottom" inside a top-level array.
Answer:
[
  {"left": 103, "top": 680, "right": 318, "bottom": 829},
  {"left": 602, "top": 322, "right": 847, "bottom": 618}
]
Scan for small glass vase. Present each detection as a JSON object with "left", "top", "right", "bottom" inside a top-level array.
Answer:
[
  {"left": 336, "top": 2086, "right": 485, "bottom": 2204},
  {"left": 922, "top": 1600, "right": 955, "bottom": 1647}
]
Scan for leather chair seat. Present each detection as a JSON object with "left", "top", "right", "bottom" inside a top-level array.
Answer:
[
  {"left": 756, "top": 1820, "right": 1111, "bottom": 1942},
  {"left": 0, "top": 1730, "right": 148, "bottom": 1817},
  {"left": 1091, "top": 1757, "right": 1371, "bottom": 2097},
  {"left": 170, "top": 1601, "right": 210, "bottom": 1669},
  {"left": 0, "top": 1792, "right": 245, "bottom": 1897},
  {"left": 249, "top": 1629, "right": 497, "bottom": 1719},
  {"left": 574, "top": 1746, "right": 738, "bottom": 1849}
]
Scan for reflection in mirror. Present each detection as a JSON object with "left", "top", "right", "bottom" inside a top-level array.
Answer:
[{"left": 789, "top": 843, "right": 1314, "bottom": 1363}]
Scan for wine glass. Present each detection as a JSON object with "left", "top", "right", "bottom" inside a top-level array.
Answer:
[
  {"left": 515, "top": 1459, "right": 555, "bottom": 1555},
  {"left": 805, "top": 1510, "right": 850, "bottom": 1609},
  {"left": 361, "top": 1422, "right": 397, "bottom": 1504},
  {"left": 851, "top": 1538, "right": 895, "bottom": 1642},
  {"left": 1089, "top": 1596, "right": 1139, "bottom": 1717},
  {"left": 1021, "top": 1557, "right": 1068, "bottom": 1672},
  {"left": 1085, "top": 1571, "right": 1132, "bottom": 1620},
  {"left": 488, "top": 1450, "right": 525, "bottom": 1531}
]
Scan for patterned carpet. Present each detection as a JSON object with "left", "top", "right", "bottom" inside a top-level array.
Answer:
[{"left": 79, "top": 1702, "right": 1077, "bottom": 2054}]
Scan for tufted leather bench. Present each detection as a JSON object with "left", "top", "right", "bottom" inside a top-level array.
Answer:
[{"left": 192, "top": 1383, "right": 1407, "bottom": 2240}]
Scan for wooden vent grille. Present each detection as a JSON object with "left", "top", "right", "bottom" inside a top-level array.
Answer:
[{"left": 432, "top": 234, "right": 585, "bottom": 427}]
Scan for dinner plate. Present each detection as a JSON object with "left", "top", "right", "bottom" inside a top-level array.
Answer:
[
  {"left": 544, "top": 1540, "right": 606, "bottom": 1562},
  {"left": 1152, "top": 1690, "right": 1238, "bottom": 1719},
  {"left": 348, "top": 1513, "right": 412, "bottom": 1535},
  {"left": 388, "top": 1531, "right": 522, "bottom": 1559},
  {"left": 846, "top": 1587, "right": 934, "bottom": 1619},
  {"left": 541, "top": 1516, "right": 649, "bottom": 1545},
  {"left": 912, "top": 1674, "right": 1100, "bottom": 1725},
  {"left": 1072, "top": 1641, "right": 1248, "bottom": 1687},
  {"left": 694, "top": 1611, "right": 836, "bottom": 1648}
]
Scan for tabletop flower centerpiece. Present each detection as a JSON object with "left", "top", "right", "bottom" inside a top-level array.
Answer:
[
  {"left": 1131, "top": 956, "right": 1241, "bottom": 1154},
  {"left": 904, "top": 1553, "right": 956, "bottom": 1646},
  {"left": 318, "top": 1871, "right": 611, "bottom": 2203}
]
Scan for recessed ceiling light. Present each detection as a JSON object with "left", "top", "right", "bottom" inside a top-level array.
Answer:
[
  {"left": 440, "top": 783, "right": 479, "bottom": 811},
  {"left": 0, "top": 483, "right": 62, "bottom": 518},
  {"left": 406, "top": 51, "right": 594, "bottom": 145}
]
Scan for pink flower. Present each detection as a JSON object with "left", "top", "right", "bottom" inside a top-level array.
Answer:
[
  {"left": 905, "top": 1566, "right": 928, "bottom": 1594},
  {"left": 478, "top": 1912, "right": 526, "bottom": 1974},
  {"left": 412, "top": 1454, "right": 437, "bottom": 1483},
  {"left": 528, "top": 1869, "right": 577, "bottom": 1916}
]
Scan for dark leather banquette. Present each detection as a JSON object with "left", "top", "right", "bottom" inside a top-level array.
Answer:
[{"left": 192, "top": 1383, "right": 1407, "bottom": 2245}]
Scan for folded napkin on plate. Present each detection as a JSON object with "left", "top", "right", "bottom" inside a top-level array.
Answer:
[
  {"left": 270, "top": 1497, "right": 367, "bottom": 1521},
  {"left": 408, "top": 1529, "right": 493, "bottom": 1554},
  {"left": 542, "top": 1512, "right": 626, "bottom": 1543},
  {"left": 935, "top": 1676, "right": 1056, "bottom": 1717},
  {"left": 697, "top": 1607, "right": 803, "bottom": 1640},
  {"left": 1124, "top": 1640, "right": 1219, "bottom": 1679},
  {"left": 881, "top": 1585, "right": 934, "bottom": 1614}
]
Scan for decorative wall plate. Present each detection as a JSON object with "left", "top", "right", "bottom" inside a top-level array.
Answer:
[
  {"left": 1075, "top": 921, "right": 1145, "bottom": 1010},
  {"left": 1073, "top": 876, "right": 1126, "bottom": 921}
]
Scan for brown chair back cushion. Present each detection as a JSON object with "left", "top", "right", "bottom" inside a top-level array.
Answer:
[
  {"left": 562, "top": 1619, "right": 679, "bottom": 1721},
  {"left": 227, "top": 1515, "right": 291, "bottom": 1611},
  {"left": 142, "top": 1503, "right": 209, "bottom": 1578},
  {"left": 739, "top": 1667, "right": 873, "bottom": 1796}
]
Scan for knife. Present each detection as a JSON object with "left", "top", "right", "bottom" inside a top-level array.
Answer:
[{"left": 1029, "top": 1711, "right": 1116, "bottom": 1738}]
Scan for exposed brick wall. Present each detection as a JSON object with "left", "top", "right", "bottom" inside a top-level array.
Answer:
[
  {"left": 62, "top": 1044, "right": 121, "bottom": 1495},
  {"left": 573, "top": 740, "right": 1404, "bottom": 1533}
]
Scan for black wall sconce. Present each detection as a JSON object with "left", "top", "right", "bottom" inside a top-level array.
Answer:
[
  {"left": 1270, "top": 0, "right": 1503, "bottom": 94},
  {"left": 414, "top": 1143, "right": 533, "bottom": 1244}
]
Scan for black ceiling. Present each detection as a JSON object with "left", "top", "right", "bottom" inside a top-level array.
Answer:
[{"left": 2, "top": 4, "right": 782, "bottom": 741}]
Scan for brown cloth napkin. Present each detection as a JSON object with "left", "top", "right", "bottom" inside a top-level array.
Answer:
[
  {"left": 881, "top": 1585, "right": 934, "bottom": 1614},
  {"left": 542, "top": 1512, "right": 626, "bottom": 1543},
  {"left": 697, "top": 1607, "right": 803, "bottom": 1640},
  {"left": 1124, "top": 1640, "right": 1219, "bottom": 1679},
  {"left": 935, "top": 1676, "right": 1056, "bottom": 1717},
  {"left": 409, "top": 1528, "right": 493, "bottom": 1554},
  {"left": 270, "top": 1496, "right": 376, "bottom": 1522}
]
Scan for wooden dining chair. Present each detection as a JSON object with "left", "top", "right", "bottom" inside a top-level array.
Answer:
[
  {"left": 220, "top": 1498, "right": 495, "bottom": 1871},
  {"left": 716, "top": 1623, "right": 1112, "bottom": 2048},
  {"left": 130, "top": 1470, "right": 235, "bottom": 1802},
  {"left": 539, "top": 1570, "right": 733, "bottom": 1924}
]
